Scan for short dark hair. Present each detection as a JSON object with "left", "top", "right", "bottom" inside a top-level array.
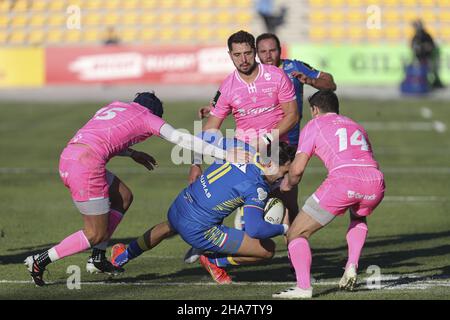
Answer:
[
  {"left": 278, "top": 141, "right": 297, "bottom": 165},
  {"left": 256, "top": 33, "right": 281, "bottom": 51},
  {"left": 308, "top": 90, "right": 339, "bottom": 114},
  {"left": 227, "top": 30, "right": 255, "bottom": 51},
  {"left": 133, "top": 92, "right": 164, "bottom": 118}
]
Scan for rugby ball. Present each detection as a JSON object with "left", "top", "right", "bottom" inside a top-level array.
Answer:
[{"left": 264, "top": 198, "right": 285, "bottom": 225}]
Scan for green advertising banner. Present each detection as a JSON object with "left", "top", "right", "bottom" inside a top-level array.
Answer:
[{"left": 288, "top": 44, "right": 450, "bottom": 85}]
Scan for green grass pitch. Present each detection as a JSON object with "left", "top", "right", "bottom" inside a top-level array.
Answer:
[{"left": 0, "top": 98, "right": 449, "bottom": 300}]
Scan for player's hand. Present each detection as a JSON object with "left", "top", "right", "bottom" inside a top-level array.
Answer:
[
  {"left": 198, "top": 106, "right": 212, "bottom": 119},
  {"left": 131, "top": 151, "right": 158, "bottom": 171},
  {"left": 280, "top": 175, "right": 293, "bottom": 192},
  {"left": 292, "top": 71, "right": 314, "bottom": 86},
  {"left": 188, "top": 165, "right": 202, "bottom": 184}
]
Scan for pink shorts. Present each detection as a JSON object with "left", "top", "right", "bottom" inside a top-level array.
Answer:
[
  {"left": 313, "top": 167, "right": 385, "bottom": 217},
  {"left": 59, "top": 144, "right": 112, "bottom": 203}
]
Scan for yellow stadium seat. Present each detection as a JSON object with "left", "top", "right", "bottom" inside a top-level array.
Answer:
[
  {"left": 122, "top": 13, "right": 140, "bottom": 26},
  {"left": 160, "top": 0, "right": 177, "bottom": 9},
  {"left": 65, "top": 30, "right": 82, "bottom": 43},
  {"left": 159, "top": 28, "right": 176, "bottom": 42},
  {"left": 197, "top": 28, "right": 214, "bottom": 41},
  {"left": 160, "top": 12, "right": 176, "bottom": 25},
  {"left": 309, "top": 0, "right": 327, "bottom": 7},
  {"left": 217, "top": 11, "right": 232, "bottom": 24},
  {"left": 366, "top": 28, "right": 383, "bottom": 40},
  {"left": 179, "top": 0, "right": 195, "bottom": 9},
  {"left": 439, "top": 27, "right": 450, "bottom": 40},
  {"left": 309, "top": 28, "right": 327, "bottom": 40},
  {"left": 437, "top": 0, "right": 450, "bottom": 7},
  {"left": 178, "top": 27, "right": 196, "bottom": 41},
  {"left": 384, "top": 10, "right": 400, "bottom": 23},
  {"left": 0, "top": 31, "right": 7, "bottom": 44},
  {"left": 121, "top": 29, "right": 138, "bottom": 42},
  {"left": 48, "top": 2, "right": 66, "bottom": 11},
  {"left": 141, "top": 0, "right": 157, "bottom": 9},
  {"left": 11, "top": 0, "right": 29, "bottom": 12},
  {"left": 9, "top": 30, "right": 27, "bottom": 44},
  {"left": 385, "top": 26, "right": 402, "bottom": 40},
  {"left": 329, "top": 0, "right": 345, "bottom": 7},
  {"left": 11, "top": 14, "right": 28, "bottom": 27},
  {"left": 29, "top": 14, "right": 47, "bottom": 27},
  {"left": 141, "top": 29, "right": 157, "bottom": 41},
  {"left": 0, "top": 1, "right": 9, "bottom": 13},
  {"left": 122, "top": 0, "right": 140, "bottom": 10},
  {"left": 197, "top": 11, "right": 214, "bottom": 25},
  {"left": 420, "top": 0, "right": 436, "bottom": 7},
  {"left": 348, "top": 26, "right": 365, "bottom": 40},
  {"left": 401, "top": 0, "right": 417, "bottom": 7},
  {"left": 347, "top": 0, "right": 364, "bottom": 6},
  {"left": 330, "top": 26, "right": 345, "bottom": 39},
  {"left": 234, "top": 0, "right": 252, "bottom": 8},
  {"left": 236, "top": 12, "right": 252, "bottom": 24},
  {"left": 84, "top": 0, "right": 103, "bottom": 10},
  {"left": 47, "top": 29, "right": 64, "bottom": 43},
  {"left": 439, "top": 11, "right": 450, "bottom": 22},
  {"left": 347, "top": 10, "right": 365, "bottom": 23},
  {"left": 330, "top": 11, "right": 345, "bottom": 23},
  {"left": 104, "top": 0, "right": 121, "bottom": 10},
  {"left": 179, "top": 12, "right": 195, "bottom": 24},
  {"left": 216, "top": 27, "right": 234, "bottom": 41},
  {"left": 0, "top": 15, "right": 8, "bottom": 27},
  {"left": 47, "top": 14, "right": 66, "bottom": 27},
  {"left": 196, "top": 0, "right": 213, "bottom": 9},
  {"left": 421, "top": 11, "right": 435, "bottom": 24},
  {"left": 403, "top": 10, "right": 420, "bottom": 22},
  {"left": 103, "top": 14, "right": 120, "bottom": 25},
  {"left": 141, "top": 13, "right": 157, "bottom": 25},
  {"left": 82, "top": 29, "right": 98, "bottom": 43},
  {"left": 28, "top": 30, "right": 46, "bottom": 45},
  {"left": 84, "top": 13, "right": 102, "bottom": 26},
  {"left": 31, "top": 0, "right": 47, "bottom": 11},
  {"left": 311, "top": 11, "right": 328, "bottom": 23},
  {"left": 216, "top": 0, "right": 233, "bottom": 8}
]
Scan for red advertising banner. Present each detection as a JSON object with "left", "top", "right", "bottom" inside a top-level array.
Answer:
[{"left": 46, "top": 46, "right": 235, "bottom": 84}]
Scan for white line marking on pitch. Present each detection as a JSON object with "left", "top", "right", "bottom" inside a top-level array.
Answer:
[
  {"left": 360, "top": 121, "right": 447, "bottom": 133},
  {"left": 1, "top": 274, "right": 449, "bottom": 291}
]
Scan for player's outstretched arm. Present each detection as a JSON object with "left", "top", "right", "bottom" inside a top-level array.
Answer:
[
  {"left": 159, "top": 122, "right": 238, "bottom": 162},
  {"left": 292, "top": 71, "right": 337, "bottom": 91},
  {"left": 281, "top": 152, "right": 310, "bottom": 192}
]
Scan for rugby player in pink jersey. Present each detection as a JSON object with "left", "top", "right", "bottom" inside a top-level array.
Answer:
[
  {"left": 189, "top": 30, "right": 298, "bottom": 181},
  {"left": 24, "top": 92, "right": 240, "bottom": 287},
  {"left": 273, "top": 90, "right": 385, "bottom": 299}
]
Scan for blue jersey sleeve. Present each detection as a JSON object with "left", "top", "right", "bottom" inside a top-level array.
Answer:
[
  {"left": 243, "top": 206, "right": 284, "bottom": 239},
  {"left": 294, "top": 60, "right": 320, "bottom": 79}
]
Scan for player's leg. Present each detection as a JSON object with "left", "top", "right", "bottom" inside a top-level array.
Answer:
[
  {"left": 87, "top": 172, "right": 133, "bottom": 273},
  {"left": 340, "top": 173, "right": 385, "bottom": 290},
  {"left": 111, "top": 221, "right": 176, "bottom": 267},
  {"left": 198, "top": 225, "right": 277, "bottom": 284},
  {"left": 273, "top": 194, "right": 336, "bottom": 299}
]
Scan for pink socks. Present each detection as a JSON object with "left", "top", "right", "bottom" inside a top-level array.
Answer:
[
  {"left": 288, "top": 237, "right": 312, "bottom": 289},
  {"left": 50, "top": 230, "right": 91, "bottom": 261},
  {"left": 345, "top": 220, "right": 368, "bottom": 269}
]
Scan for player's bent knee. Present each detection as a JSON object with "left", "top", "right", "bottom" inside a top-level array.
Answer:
[
  {"left": 83, "top": 228, "right": 109, "bottom": 246},
  {"left": 259, "top": 239, "right": 275, "bottom": 259},
  {"left": 122, "top": 190, "right": 133, "bottom": 212}
]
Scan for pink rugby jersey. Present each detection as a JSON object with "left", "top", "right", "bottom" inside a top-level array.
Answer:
[
  {"left": 297, "top": 113, "right": 379, "bottom": 173},
  {"left": 68, "top": 101, "right": 165, "bottom": 161},
  {"left": 210, "top": 64, "right": 296, "bottom": 143}
]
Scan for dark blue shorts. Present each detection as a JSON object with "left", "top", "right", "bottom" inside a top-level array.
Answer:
[{"left": 167, "top": 193, "right": 245, "bottom": 254}]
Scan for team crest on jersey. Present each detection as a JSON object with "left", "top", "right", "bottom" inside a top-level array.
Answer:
[
  {"left": 264, "top": 72, "right": 272, "bottom": 81},
  {"left": 257, "top": 188, "right": 268, "bottom": 201}
]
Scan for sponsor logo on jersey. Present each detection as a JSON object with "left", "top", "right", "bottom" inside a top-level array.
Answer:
[
  {"left": 200, "top": 175, "right": 212, "bottom": 198},
  {"left": 347, "top": 190, "right": 377, "bottom": 201},
  {"left": 257, "top": 187, "right": 268, "bottom": 201}
]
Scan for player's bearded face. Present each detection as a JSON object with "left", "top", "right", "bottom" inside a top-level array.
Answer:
[
  {"left": 230, "top": 43, "right": 257, "bottom": 76},
  {"left": 257, "top": 38, "right": 281, "bottom": 67}
]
